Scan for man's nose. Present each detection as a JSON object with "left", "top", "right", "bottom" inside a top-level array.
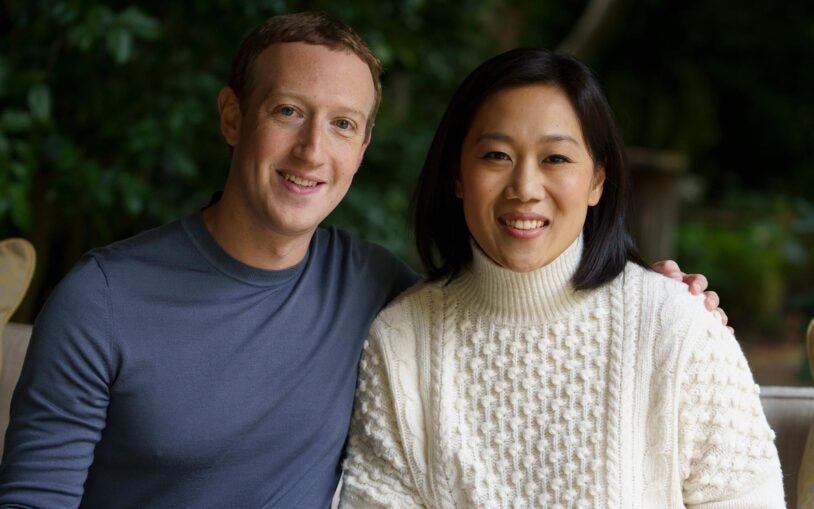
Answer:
[{"left": 292, "top": 119, "right": 324, "bottom": 165}]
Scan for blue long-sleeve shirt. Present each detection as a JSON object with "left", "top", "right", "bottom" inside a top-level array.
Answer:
[{"left": 0, "top": 213, "right": 417, "bottom": 508}]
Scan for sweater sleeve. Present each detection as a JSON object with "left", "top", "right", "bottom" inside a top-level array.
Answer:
[
  {"left": 340, "top": 320, "right": 425, "bottom": 508},
  {"left": 677, "top": 315, "right": 785, "bottom": 508},
  {"left": 0, "top": 255, "right": 113, "bottom": 508}
]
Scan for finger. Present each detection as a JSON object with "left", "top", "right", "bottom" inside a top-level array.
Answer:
[
  {"left": 652, "top": 259, "right": 682, "bottom": 279},
  {"left": 702, "top": 290, "right": 720, "bottom": 311},
  {"left": 718, "top": 307, "right": 729, "bottom": 325},
  {"left": 711, "top": 307, "right": 730, "bottom": 328},
  {"left": 683, "top": 273, "right": 708, "bottom": 294}
]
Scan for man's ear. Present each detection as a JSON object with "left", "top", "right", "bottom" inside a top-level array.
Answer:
[
  {"left": 360, "top": 130, "right": 373, "bottom": 163},
  {"left": 218, "top": 86, "right": 242, "bottom": 147},
  {"left": 353, "top": 126, "right": 374, "bottom": 173},
  {"left": 588, "top": 165, "right": 605, "bottom": 206}
]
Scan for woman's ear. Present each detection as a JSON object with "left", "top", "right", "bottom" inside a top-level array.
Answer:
[{"left": 588, "top": 165, "right": 605, "bottom": 206}]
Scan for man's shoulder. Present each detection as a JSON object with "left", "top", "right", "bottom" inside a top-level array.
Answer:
[
  {"left": 89, "top": 217, "right": 188, "bottom": 265},
  {"left": 314, "top": 226, "right": 419, "bottom": 289},
  {"left": 314, "top": 226, "right": 400, "bottom": 263},
  {"left": 56, "top": 217, "right": 195, "bottom": 300}
]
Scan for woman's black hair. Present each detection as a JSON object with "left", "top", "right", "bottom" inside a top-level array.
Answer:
[{"left": 412, "top": 47, "right": 646, "bottom": 289}]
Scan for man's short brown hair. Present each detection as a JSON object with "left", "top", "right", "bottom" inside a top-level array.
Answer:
[{"left": 228, "top": 11, "right": 383, "bottom": 131}]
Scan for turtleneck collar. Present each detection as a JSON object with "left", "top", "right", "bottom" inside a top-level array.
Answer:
[{"left": 451, "top": 235, "right": 585, "bottom": 324}]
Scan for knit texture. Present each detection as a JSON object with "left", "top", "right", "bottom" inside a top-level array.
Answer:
[{"left": 341, "top": 237, "right": 784, "bottom": 508}]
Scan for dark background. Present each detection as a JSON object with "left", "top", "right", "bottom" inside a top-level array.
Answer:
[{"left": 2, "top": 0, "right": 812, "bottom": 380}]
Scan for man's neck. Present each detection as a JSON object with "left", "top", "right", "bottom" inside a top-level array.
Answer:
[{"left": 201, "top": 201, "right": 313, "bottom": 271}]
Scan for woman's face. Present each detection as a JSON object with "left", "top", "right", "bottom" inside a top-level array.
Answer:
[{"left": 457, "top": 84, "right": 605, "bottom": 272}]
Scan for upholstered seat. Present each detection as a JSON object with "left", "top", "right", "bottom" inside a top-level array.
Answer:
[
  {"left": 796, "top": 318, "right": 814, "bottom": 508},
  {"left": 0, "top": 237, "right": 36, "bottom": 458},
  {"left": 761, "top": 384, "right": 814, "bottom": 508},
  {"left": 0, "top": 322, "right": 32, "bottom": 455}
]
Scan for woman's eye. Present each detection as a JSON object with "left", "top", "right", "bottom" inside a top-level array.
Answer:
[
  {"left": 483, "top": 151, "right": 511, "bottom": 161},
  {"left": 543, "top": 154, "right": 569, "bottom": 164}
]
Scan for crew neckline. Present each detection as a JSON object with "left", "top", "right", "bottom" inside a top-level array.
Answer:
[{"left": 182, "top": 212, "right": 311, "bottom": 287}]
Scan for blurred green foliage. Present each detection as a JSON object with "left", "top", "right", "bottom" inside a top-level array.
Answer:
[
  {"left": 676, "top": 194, "right": 814, "bottom": 381},
  {"left": 677, "top": 195, "right": 814, "bottom": 334},
  {"left": 1, "top": 0, "right": 813, "bottom": 359},
  {"left": 597, "top": 0, "right": 814, "bottom": 200}
]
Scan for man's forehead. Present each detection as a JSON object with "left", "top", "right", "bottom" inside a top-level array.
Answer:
[
  {"left": 253, "top": 42, "right": 372, "bottom": 84},
  {"left": 249, "top": 42, "right": 376, "bottom": 113}
]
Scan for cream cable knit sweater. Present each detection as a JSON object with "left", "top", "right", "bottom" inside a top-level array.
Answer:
[{"left": 340, "top": 237, "right": 785, "bottom": 508}]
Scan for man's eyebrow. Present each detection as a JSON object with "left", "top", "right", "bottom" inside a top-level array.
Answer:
[
  {"left": 259, "top": 89, "right": 368, "bottom": 120},
  {"left": 333, "top": 106, "right": 368, "bottom": 121}
]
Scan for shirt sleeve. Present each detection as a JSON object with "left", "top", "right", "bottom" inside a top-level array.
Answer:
[
  {"left": 340, "top": 323, "right": 425, "bottom": 508},
  {"left": 678, "top": 316, "right": 785, "bottom": 508},
  {"left": 0, "top": 255, "right": 113, "bottom": 508}
]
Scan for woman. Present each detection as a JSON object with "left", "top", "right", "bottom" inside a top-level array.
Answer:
[{"left": 340, "top": 48, "right": 784, "bottom": 508}]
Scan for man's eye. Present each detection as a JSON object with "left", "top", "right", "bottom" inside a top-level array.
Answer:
[
  {"left": 276, "top": 106, "right": 296, "bottom": 116},
  {"left": 335, "top": 119, "right": 353, "bottom": 130}
]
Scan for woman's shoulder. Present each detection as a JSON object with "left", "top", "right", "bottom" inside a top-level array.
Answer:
[
  {"left": 367, "top": 279, "right": 444, "bottom": 348},
  {"left": 374, "top": 278, "right": 440, "bottom": 321},
  {"left": 624, "top": 262, "right": 710, "bottom": 318},
  {"left": 619, "top": 262, "right": 726, "bottom": 347}
]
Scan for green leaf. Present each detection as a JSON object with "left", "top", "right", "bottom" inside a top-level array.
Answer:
[
  {"left": 67, "top": 25, "right": 95, "bottom": 51},
  {"left": 86, "top": 5, "right": 114, "bottom": 32},
  {"left": 119, "top": 7, "right": 161, "bottom": 40},
  {"left": 1, "top": 110, "right": 32, "bottom": 133},
  {"left": 28, "top": 84, "right": 52, "bottom": 123},
  {"left": 10, "top": 161, "right": 29, "bottom": 179},
  {"left": 165, "top": 148, "right": 197, "bottom": 178},
  {"left": 8, "top": 182, "right": 32, "bottom": 232},
  {"left": 106, "top": 27, "right": 133, "bottom": 64},
  {"left": 52, "top": 1, "right": 79, "bottom": 26},
  {"left": 118, "top": 173, "right": 145, "bottom": 215},
  {"left": 0, "top": 57, "right": 8, "bottom": 97}
]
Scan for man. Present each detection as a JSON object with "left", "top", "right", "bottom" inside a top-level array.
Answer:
[{"left": 0, "top": 11, "right": 721, "bottom": 508}]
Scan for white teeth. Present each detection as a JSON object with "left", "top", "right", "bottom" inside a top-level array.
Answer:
[
  {"left": 505, "top": 219, "right": 547, "bottom": 230},
  {"left": 284, "top": 173, "right": 319, "bottom": 187}
]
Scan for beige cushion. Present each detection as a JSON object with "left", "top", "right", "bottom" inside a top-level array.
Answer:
[
  {"left": 799, "top": 318, "right": 814, "bottom": 508},
  {"left": 760, "top": 385, "right": 814, "bottom": 508},
  {"left": 0, "top": 238, "right": 36, "bottom": 368},
  {"left": 0, "top": 322, "right": 33, "bottom": 456},
  {"left": 0, "top": 238, "right": 35, "bottom": 457}
]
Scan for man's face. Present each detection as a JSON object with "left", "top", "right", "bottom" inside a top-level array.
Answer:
[{"left": 219, "top": 42, "right": 375, "bottom": 241}]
